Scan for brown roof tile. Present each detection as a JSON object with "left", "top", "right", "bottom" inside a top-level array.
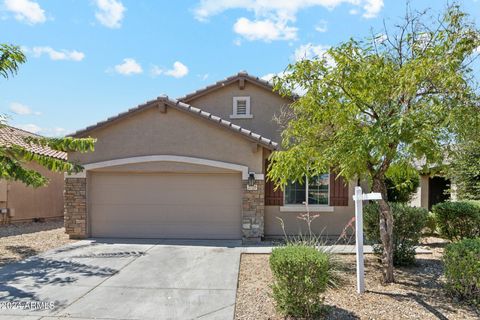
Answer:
[{"left": 0, "top": 125, "right": 67, "bottom": 160}]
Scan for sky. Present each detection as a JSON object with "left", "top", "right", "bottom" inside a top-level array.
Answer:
[{"left": 1, "top": 0, "right": 479, "bottom": 137}]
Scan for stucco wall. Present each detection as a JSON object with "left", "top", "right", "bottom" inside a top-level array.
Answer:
[
  {"left": 2, "top": 162, "right": 64, "bottom": 221},
  {"left": 186, "top": 81, "right": 291, "bottom": 143},
  {"left": 264, "top": 182, "right": 356, "bottom": 237},
  {"left": 70, "top": 107, "right": 264, "bottom": 173}
]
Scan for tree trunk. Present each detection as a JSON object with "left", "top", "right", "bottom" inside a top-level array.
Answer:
[{"left": 372, "top": 175, "right": 395, "bottom": 283}]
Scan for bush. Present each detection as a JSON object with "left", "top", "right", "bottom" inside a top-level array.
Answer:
[
  {"left": 425, "top": 211, "right": 438, "bottom": 235},
  {"left": 443, "top": 238, "right": 480, "bottom": 306},
  {"left": 269, "top": 244, "right": 330, "bottom": 318},
  {"left": 364, "top": 202, "right": 428, "bottom": 266},
  {"left": 432, "top": 201, "right": 480, "bottom": 241}
]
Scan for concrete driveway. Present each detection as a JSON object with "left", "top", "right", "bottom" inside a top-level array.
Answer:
[{"left": 0, "top": 239, "right": 242, "bottom": 320}]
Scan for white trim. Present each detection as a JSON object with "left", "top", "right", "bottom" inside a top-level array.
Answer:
[
  {"left": 231, "top": 96, "right": 251, "bottom": 118},
  {"left": 229, "top": 114, "right": 253, "bottom": 119},
  {"left": 77, "top": 155, "right": 262, "bottom": 180},
  {"left": 280, "top": 205, "right": 334, "bottom": 212}
]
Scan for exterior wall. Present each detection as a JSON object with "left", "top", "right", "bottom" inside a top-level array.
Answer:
[
  {"left": 0, "top": 162, "right": 64, "bottom": 222},
  {"left": 186, "top": 81, "right": 292, "bottom": 143},
  {"left": 64, "top": 177, "right": 87, "bottom": 239},
  {"left": 409, "top": 175, "right": 429, "bottom": 209},
  {"left": 264, "top": 182, "right": 356, "bottom": 237},
  {"left": 242, "top": 180, "right": 265, "bottom": 242},
  {"left": 70, "top": 107, "right": 263, "bottom": 173}
]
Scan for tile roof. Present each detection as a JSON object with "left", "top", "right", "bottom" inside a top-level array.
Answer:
[
  {"left": 178, "top": 71, "right": 297, "bottom": 102},
  {"left": 71, "top": 96, "right": 279, "bottom": 150},
  {"left": 0, "top": 125, "right": 67, "bottom": 160}
]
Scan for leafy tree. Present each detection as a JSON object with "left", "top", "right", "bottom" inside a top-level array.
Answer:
[
  {"left": 385, "top": 163, "right": 420, "bottom": 203},
  {"left": 0, "top": 44, "right": 95, "bottom": 187},
  {"left": 449, "top": 140, "right": 480, "bottom": 200},
  {"left": 268, "top": 4, "right": 480, "bottom": 283}
]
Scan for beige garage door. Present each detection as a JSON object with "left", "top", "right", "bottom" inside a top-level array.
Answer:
[{"left": 89, "top": 172, "right": 242, "bottom": 239}]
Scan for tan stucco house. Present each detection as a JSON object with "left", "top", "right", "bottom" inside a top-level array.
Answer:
[
  {"left": 0, "top": 125, "right": 66, "bottom": 223},
  {"left": 65, "top": 72, "right": 354, "bottom": 242}
]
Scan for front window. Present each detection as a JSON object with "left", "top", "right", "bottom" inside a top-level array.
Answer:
[{"left": 285, "top": 174, "right": 329, "bottom": 205}]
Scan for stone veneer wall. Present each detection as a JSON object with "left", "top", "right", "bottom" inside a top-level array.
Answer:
[
  {"left": 64, "top": 177, "right": 87, "bottom": 239},
  {"left": 241, "top": 180, "right": 265, "bottom": 243}
]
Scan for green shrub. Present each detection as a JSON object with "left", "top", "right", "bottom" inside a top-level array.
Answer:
[
  {"left": 269, "top": 244, "right": 330, "bottom": 318},
  {"left": 364, "top": 202, "right": 428, "bottom": 266},
  {"left": 432, "top": 201, "right": 480, "bottom": 241},
  {"left": 443, "top": 238, "right": 480, "bottom": 306},
  {"left": 425, "top": 211, "right": 438, "bottom": 235}
]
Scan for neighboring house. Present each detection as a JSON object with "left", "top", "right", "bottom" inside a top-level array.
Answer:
[
  {"left": 410, "top": 174, "right": 451, "bottom": 210},
  {"left": 0, "top": 125, "right": 66, "bottom": 223},
  {"left": 65, "top": 72, "right": 354, "bottom": 242}
]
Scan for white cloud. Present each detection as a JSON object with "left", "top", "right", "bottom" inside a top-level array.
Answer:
[
  {"left": 233, "top": 17, "right": 297, "bottom": 42},
  {"left": 294, "top": 43, "right": 330, "bottom": 61},
  {"left": 315, "top": 20, "right": 327, "bottom": 33},
  {"left": 164, "top": 61, "right": 189, "bottom": 78},
  {"left": 114, "top": 58, "right": 143, "bottom": 75},
  {"left": 362, "top": 0, "right": 383, "bottom": 19},
  {"left": 193, "top": 0, "right": 385, "bottom": 35},
  {"left": 9, "top": 102, "right": 41, "bottom": 115},
  {"left": 152, "top": 61, "right": 189, "bottom": 78},
  {"left": 4, "top": 0, "right": 46, "bottom": 24},
  {"left": 30, "top": 47, "right": 85, "bottom": 61},
  {"left": 16, "top": 123, "right": 41, "bottom": 134},
  {"left": 94, "top": 0, "right": 125, "bottom": 28}
]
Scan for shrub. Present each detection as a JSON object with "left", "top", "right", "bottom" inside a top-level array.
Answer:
[
  {"left": 432, "top": 201, "right": 480, "bottom": 241},
  {"left": 364, "top": 202, "right": 428, "bottom": 266},
  {"left": 443, "top": 238, "right": 480, "bottom": 306},
  {"left": 425, "top": 211, "right": 438, "bottom": 235},
  {"left": 269, "top": 244, "right": 330, "bottom": 318}
]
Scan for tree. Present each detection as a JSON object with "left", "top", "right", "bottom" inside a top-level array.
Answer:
[
  {"left": 449, "top": 140, "right": 480, "bottom": 200},
  {"left": 385, "top": 163, "right": 419, "bottom": 203},
  {"left": 1, "top": 44, "right": 95, "bottom": 187},
  {"left": 268, "top": 4, "right": 480, "bottom": 283}
]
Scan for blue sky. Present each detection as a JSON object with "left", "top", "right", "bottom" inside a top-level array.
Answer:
[{"left": 1, "top": 0, "right": 479, "bottom": 136}]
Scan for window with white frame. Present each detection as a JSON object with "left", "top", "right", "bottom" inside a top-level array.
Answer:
[
  {"left": 284, "top": 174, "right": 329, "bottom": 205},
  {"left": 230, "top": 96, "right": 252, "bottom": 118}
]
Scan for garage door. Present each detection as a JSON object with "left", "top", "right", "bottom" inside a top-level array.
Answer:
[{"left": 89, "top": 172, "right": 242, "bottom": 239}]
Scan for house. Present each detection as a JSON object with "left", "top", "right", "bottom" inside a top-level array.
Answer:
[
  {"left": 410, "top": 175, "right": 452, "bottom": 210},
  {"left": 65, "top": 72, "right": 355, "bottom": 242},
  {"left": 0, "top": 125, "right": 66, "bottom": 223}
]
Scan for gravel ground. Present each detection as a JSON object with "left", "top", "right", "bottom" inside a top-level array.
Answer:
[
  {"left": 235, "top": 237, "right": 480, "bottom": 320},
  {"left": 0, "top": 219, "right": 75, "bottom": 267}
]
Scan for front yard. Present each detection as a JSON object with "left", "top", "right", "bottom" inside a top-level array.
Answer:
[
  {"left": 0, "top": 219, "right": 75, "bottom": 267},
  {"left": 235, "top": 237, "right": 480, "bottom": 320}
]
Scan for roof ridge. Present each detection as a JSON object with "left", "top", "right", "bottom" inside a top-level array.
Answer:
[{"left": 177, "top": 71, "right": 282, "bottom": 102}]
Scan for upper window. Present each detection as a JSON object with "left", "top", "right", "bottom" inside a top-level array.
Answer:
[
  {"left": 285, "top": 174, "right": 329, "bottom": 205},
  {"left": 230, "top": 96, "right": 252, "bottom": 119}
]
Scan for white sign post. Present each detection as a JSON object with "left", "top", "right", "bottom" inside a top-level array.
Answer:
[{"left": 352, "top": 186, "right": 382, "bottom": 294}]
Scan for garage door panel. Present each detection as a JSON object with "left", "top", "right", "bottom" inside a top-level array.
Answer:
[{"left": 89, "top": 172, "right": 242, "bottom": 239}]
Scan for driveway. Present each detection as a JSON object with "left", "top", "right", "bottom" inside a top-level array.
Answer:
[{"left": 0, "top": 239, "right": 242, "bottom": 320}]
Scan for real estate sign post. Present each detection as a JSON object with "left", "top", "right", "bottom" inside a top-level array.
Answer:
[{"left": 353, "top": 186, "right": 382, "bottom": 294}]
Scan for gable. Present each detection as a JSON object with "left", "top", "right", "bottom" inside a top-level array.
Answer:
[
  {"left": 184, "top": 79, "right": 292, "bottom": 143},
  {"left": 69, "top": 106, "right": 265, "bottom": 172}
]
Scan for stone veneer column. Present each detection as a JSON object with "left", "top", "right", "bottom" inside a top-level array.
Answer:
[
  {"left": 241, "top": 180, "right": 265, "bottom": 243},
  {"left": 64, "top": 177, "right": 87, "bottom": 239}
]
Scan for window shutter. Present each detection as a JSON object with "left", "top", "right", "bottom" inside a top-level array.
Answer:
[
  {"left": 329, "top": 172, "right": 349, "bottom": 206},
  {"left": 265, "top": 159, "right": 283, "bottom": 206}
]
